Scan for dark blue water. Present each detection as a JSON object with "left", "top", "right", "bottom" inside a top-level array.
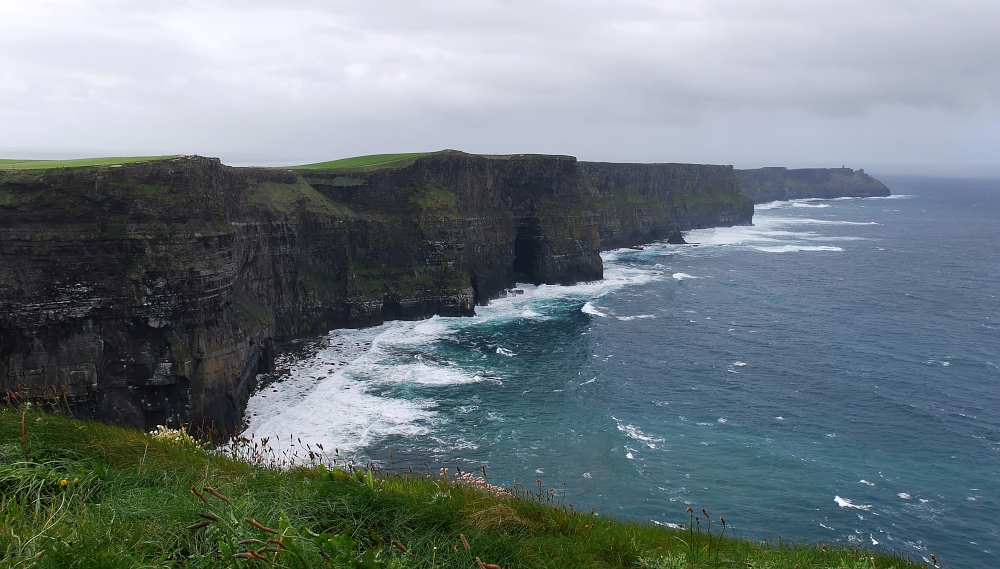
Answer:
[{"left": 244, "top": 178, "right": 1000, "bottom": 568}]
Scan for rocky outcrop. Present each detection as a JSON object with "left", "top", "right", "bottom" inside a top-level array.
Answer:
[
  {"left": 735, "top": 167, "right": 890, "bottom": 203},
  {"left": 0, "top": 151, "right": 750, "bottom": 436}
]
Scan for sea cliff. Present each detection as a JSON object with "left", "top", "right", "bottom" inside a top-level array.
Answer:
[
  {"left": 0, "top": 151, "right": 752, "bottom": 435},
  {"left": 735, "top": 167, "right": 890, "bottom": 203}
]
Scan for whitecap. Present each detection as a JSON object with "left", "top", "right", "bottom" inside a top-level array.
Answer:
[
  {"left": 239, "top": 320, "right": 500, "bottom": 459},
  {"left": 792, "top": 202, "right": 831, "bottom": 208},
  {"left": 617, "top": 314, "right": 655, "bottom": 321},
  {"left": 835, "top": 496, "right": 872, "bottom": 511},
  {"left": 580, "top": 377, "right": 596, "bottom": 386},
  {"left": 583, "top": 472, "right": 592, "bottom": 479},
  {"left": 672, "top": 272, "right": 699, "bottom": 280},
  {"left": 496, "top": 347, "right": 515, "bottom": 357},
  {"left": 717, "top": 418, "right": 728, "bottom": 424},
  {"left": 754, "top": 245, "right": 844, "bottom": 253},
  {"left": 581, "top": 302, "right": 608, "bottom": 317},
  {"left": 753, "top": 201, "right": 787, "bottom": 210},
  {"left": 898, "top": 492, "right": 912, "bottom": 500},
  {"left": 626, "top": 452, "right": 634, "bottom": 459},
  {"left": 732, "top": 361, "right": 747, "bottom": 367},
  {"left": 614, "top": 419, "right": 665, "bottom": 444},
  {"left": 860, "top": 480, "right": 875, "bottom": 486},
  {"left": 772, "top": 218, "right": 878, "bottom": 226},
  {"left": 652, "top": 520, "right": 683, "bottom": 529}
]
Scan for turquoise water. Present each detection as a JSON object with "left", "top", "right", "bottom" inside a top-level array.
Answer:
[{"left": 243, "top": 177, "right": 999, "bottom": 568}]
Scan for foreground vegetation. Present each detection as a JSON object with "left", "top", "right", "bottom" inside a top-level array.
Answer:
[{"left": 1, "top": 408, "right": 931, "bottom": 568}]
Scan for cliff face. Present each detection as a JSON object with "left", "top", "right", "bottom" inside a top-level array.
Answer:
[
  {"left": 735, "top": 167, "right": 890, "bottom": 203},
  {"left": 1, "top": 152, "right": 749, "bottom": 435},
  {"left": 580, "top": 162, "right": 753, "bottom": 249}
]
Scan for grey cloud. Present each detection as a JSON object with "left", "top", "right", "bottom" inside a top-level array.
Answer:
[{"left": 1, "top": 0, "right": 998, "bottom": 172}]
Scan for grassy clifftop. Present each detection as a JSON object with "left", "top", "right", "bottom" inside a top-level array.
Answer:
[
  {"left": 1, "top": 408, "right": 927, "bottom": 569},
  {"left": 0, "top": 156, "right": 177, "bottom": 170},
  {"left": 292, "top": 153, "right": 432, "bottom": 172}
]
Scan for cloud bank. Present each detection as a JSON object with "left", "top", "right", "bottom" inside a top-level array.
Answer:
[{"left": 2, "top": 0, "right": 998, "bottom": 173}]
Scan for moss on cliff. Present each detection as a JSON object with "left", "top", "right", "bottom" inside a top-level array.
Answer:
[
  {"left": 413, "top": 184, "right": 460, "bottom": 218},
  {"left": 247, "top": 177, "right": 355, "bottom": 217}
]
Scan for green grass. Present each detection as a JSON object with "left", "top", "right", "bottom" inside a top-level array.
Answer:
[
  {"left": 0, "top": 156, "right": 176, "bottom": 170},
  {"left": 0, "top": 408, "right": 931, "bottom": 568},
  {"left": 291, "top": 153, "right": 432, "bottom": 172},
  {"left": 246, "top": 177, "right": 355, "bottom": 217}
]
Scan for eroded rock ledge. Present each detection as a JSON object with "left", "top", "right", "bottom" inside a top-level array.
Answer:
[{"left": 1, "top": 151, "right": 751, "bottom": 435}]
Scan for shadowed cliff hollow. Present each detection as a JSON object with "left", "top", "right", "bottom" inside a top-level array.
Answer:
[
  {"left": 735, "top": 167, "right": 890, "bottom": 203},
  {"left": 0, "top": 151, "right": 752, "bottom": 435}
]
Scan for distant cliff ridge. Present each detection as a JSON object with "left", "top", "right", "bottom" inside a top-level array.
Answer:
[
  {"left": 0, "top": 151, "right": 751, "bottom": 436},
  {"left": 735, "top": 167, "right": 890, "bottom": 203}
]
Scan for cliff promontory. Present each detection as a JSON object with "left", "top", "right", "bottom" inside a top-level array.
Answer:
[
  {"left": 0, "top": 151, "right": 751, "bottom": 435},
  {"left": 735, "top": 167, "right": 890, "bottom": 203}
]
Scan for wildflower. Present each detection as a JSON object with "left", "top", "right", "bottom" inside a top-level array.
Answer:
[
  {"left": 73, "top": 478, "right": 80, "bottom": 486},
  {"left": 59, "top": 479, "right": 68, "bottom": 489}
]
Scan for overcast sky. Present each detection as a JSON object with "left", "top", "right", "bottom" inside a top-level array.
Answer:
[{"left": 2, "top": 0, "right": 998, "bottom": 174}]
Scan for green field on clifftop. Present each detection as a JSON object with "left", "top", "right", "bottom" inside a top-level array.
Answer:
[
  {"left": 0, "top": 407, "right": 927, "bottom": 569},
  {"left": 291, "top": 153, "right": 431, "bottom": 171},
  {"left": 0, "top": 156, "right": 176, "bottom": 170}
]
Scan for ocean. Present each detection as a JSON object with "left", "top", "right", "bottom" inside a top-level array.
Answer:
[{"left": 241, "top": 176, "right": 999, "bottom": 569}]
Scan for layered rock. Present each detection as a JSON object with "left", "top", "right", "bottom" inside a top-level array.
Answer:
[
  {"left": 0, "top": 151, "right": 750, "bottom": 435},
  {"left": 580, "top": 162, "right": 753, "bottom": 249},
  {"left": 735, "top": 167, "right": 890, "bottom": 203}
]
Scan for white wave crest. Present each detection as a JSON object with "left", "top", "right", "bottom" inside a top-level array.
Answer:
[
  {"left": 672, "top": 272, "right": 699, "bottom": 280},
  {"left": 835, "top": 496, "right": 872, "bottom": 511},
  {"left": 614, "top": 419, "right": 664, "bottom": 446},
  {"left": 581, "top": 302, "right": 607, "bottom": 317},
  {"left": 240, "top": 320, "right": 494, "bottom": 458},
  {"left": 754, "top": 245, "right": 844, "bottom": 253}
]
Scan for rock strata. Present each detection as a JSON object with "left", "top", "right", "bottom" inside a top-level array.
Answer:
[{"left": 1, "top": 151, "right": 751, "bottom": 435}]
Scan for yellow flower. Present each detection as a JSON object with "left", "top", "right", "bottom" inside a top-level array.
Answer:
[
  {"left": 73, "top": 478, "right": 80, "bottom": 486},
  {"left": 59, "top": 479, "right": 68, "bottom": 488}
]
